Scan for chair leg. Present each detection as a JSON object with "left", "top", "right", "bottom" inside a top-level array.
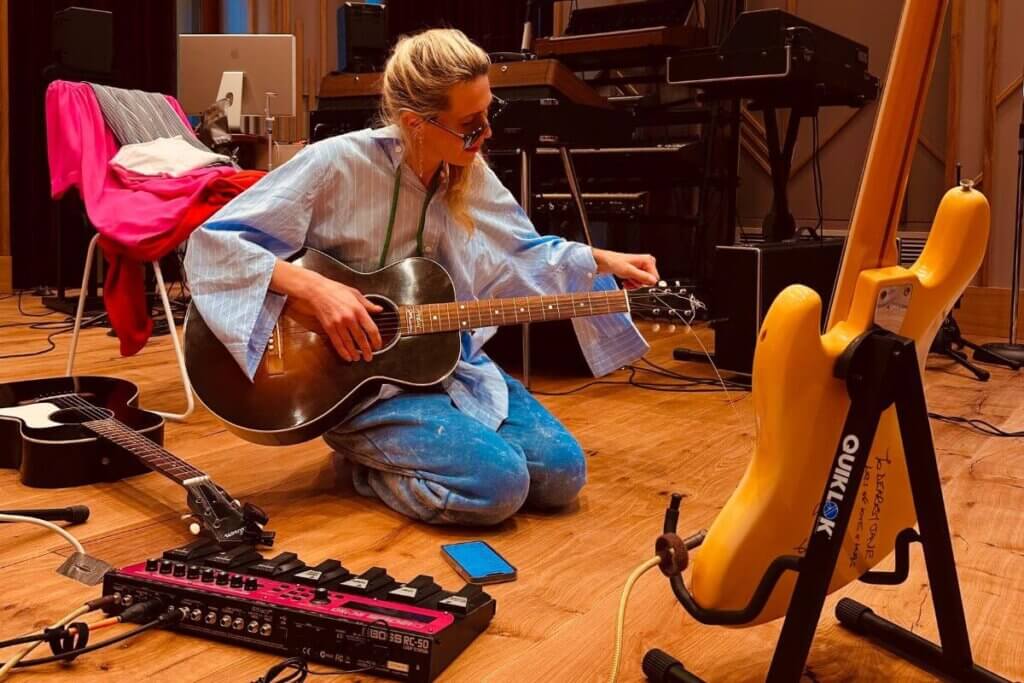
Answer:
[
  {"left": 151, "top": 260, "right": 195, "bottom": 422},
  {"left": 66, "top": 234, "right": 100, "bottom": 377}
]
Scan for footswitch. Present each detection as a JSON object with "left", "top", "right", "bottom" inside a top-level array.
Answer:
[{"left": 101, "top": 542, "right": 495, "bottom": 682}]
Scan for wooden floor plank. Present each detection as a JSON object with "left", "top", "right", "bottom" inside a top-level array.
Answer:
[{"left": 0, "top": 294, "right": 1021, "bottom": 681}]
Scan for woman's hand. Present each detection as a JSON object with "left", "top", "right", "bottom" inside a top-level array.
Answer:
[
  {"left": 271, "top": 260, "right": 382, "bottom": 362},
  {"left": 592, "top": 248, "right": 659, "bottom": 289}
]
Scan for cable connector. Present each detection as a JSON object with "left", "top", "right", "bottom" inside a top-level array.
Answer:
[
  {"left": 157, "top": 607, "right": 187, "bottom": 626},
  {"left": 118, "top": 599, "right": 165, "bottom": 624},
  {"left": 85, "top": 595, "right": 118, "bottom": 612}
]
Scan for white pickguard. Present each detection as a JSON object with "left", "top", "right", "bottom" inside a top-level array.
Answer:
[{"left": 0, "top": 403, "right": 62, "bottom": 429}]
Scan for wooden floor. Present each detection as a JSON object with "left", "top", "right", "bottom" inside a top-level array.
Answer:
[{"left": 1, "top": 294, "right": 1022, "bottom": 682}]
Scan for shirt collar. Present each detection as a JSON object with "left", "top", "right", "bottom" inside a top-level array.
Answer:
[
  {"left": 369, "top": 124, "right": 404, "bottom": 169},
  {"left": 369, "top": 124, "right": 450, "bottom": 192}
]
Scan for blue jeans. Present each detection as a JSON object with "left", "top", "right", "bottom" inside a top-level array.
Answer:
[{"left": 324, "top": 372, "right": 586, "bottom": 525}]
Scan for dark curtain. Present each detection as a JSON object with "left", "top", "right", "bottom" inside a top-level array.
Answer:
[
  {"left": 385, "top": 0, "right": 533, "bottom": 53},
  {"left": 7, "top": 0, "right": 177, "bottom": 291}
]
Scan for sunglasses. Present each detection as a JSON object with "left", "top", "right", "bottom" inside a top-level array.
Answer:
[{"left": 426, "top": 96, "right": 508, "bottom": 150}]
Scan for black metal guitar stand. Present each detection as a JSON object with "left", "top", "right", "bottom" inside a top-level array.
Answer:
[
  {"left": 647, "top": 328, "right": 1010, "bottom": 682},
  {"left": 929, "top": 313, "right": 1020, "bottom": 381}
]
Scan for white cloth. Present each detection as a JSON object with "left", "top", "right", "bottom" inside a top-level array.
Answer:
[{"left": 110, "top": 135, "right": 230, "bottom": 177}]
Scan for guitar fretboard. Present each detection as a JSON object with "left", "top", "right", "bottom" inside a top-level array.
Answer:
[
  {"left": 397, "top": 290, "right": 629, "bottom": 336},
  {"left": 83, "top": 419, "right": 206, "bottom": 485}
]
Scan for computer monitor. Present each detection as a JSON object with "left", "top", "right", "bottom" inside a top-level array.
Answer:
[{"left": 177, "top": 34, "right": 295, "bottom": 132}]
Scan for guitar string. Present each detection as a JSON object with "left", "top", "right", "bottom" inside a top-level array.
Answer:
[
  {"left": 274, "top": 290, "right": 674, "bottom": 337},
  {"left": 53, "top": 394, "right": 204, "bottom": 481}
]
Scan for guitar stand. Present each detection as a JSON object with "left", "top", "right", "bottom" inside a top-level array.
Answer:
[
  {"left": 930, "top": 314, "right": 1021, "bottom": 381},
  {"left": 647, "top": 328, "right": 1010, "bottom": 682}
]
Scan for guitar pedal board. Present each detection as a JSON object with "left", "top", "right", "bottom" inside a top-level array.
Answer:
[{"left": 101, "top": 540, "right": 495, "bottom": 682}]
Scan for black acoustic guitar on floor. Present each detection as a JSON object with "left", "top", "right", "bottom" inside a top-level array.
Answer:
[
  {"left": 0, "top": 375, "right": 273, "bottom": 546},
  {"left": 183, "top": 248, "right": 690, "bottom": 446}
]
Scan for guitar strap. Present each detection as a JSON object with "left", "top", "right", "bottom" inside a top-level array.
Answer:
[{"left": 378, "top": 164, "right": 443, "bottom": 268}]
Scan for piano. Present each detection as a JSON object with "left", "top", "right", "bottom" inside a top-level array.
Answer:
[
  {"left": 666, "top": 8, "right": 879, "bottom": 109},
  {"left": 313, "top": 59, "right": 632, "bottom": 149},
  {"left": 666, "top": 9, "right": 880, "bottom": 241},
  {"left": 532, "top": 0, "right": 705, "bottom": 71}
]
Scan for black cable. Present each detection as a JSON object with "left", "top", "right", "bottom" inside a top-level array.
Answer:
[
  {"left": 928, "top": 412, "right": 1024, "bottom": 438},
  {"left": 17, "top": 291, "right": 56, "bottom": 318},
  {"left": 253, "top": 619, "right": 391, "bottom": 682},
  {"left": 253, "top": 657, "right": 369, "bottom": 683},
  {"left": 530, "top": 363, "right": 751, "bottom": 397},
  {"left": 3, "top": 616, "right": 167, "bottom": 669}
]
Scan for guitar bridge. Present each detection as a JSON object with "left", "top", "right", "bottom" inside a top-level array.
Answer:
[{"left": 264, "top": 325, "right": 285, "bottom": 376}]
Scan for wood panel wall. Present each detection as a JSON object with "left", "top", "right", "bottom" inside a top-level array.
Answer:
[{"left": 0, "top": 0, "right": 10, "bottom": 292}]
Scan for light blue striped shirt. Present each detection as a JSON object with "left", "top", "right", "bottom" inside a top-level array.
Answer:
[{"left": 183, "top": 125, "right": 649, "bottom": 430}]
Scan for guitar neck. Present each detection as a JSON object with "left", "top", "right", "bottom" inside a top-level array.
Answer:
[
  {"left": 83, "top": 419, "right": 208, "bottom": 486},
  {"left": 397, "top": 290, "right": 629, "bottom": 336}
]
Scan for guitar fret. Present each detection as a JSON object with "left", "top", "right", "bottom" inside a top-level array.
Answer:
[{"left": 400, "top": 290, "right": 630, "bottom": 335}]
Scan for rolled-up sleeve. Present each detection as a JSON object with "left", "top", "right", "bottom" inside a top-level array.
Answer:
[
  {"left": 468, "top": 165, "right": 649, "bottom": 376},
  {"left": 184, "top": 144, "right": 335, "bottom": 378}
]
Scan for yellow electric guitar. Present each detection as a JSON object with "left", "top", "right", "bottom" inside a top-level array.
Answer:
[{"left": 692, "top": 0, "right": 980, "bottom": 620}]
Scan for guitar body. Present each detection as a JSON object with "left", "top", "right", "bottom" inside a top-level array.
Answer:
[
  {"left": 184, "top": 250, "right": 461, "bottom": 446},
  {"left": 691, "top": 185, "right": 989, "bottom": 624},
  {"left": 0, "top": 376, "right": 163, "bottom": 488},
  {"left": 687, "top": 0, "right": 990, "bottom": 625}
]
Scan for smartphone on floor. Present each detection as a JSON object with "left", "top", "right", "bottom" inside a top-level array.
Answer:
[{"left": 441, "top": 540, "right": 517, "bottom": 585}]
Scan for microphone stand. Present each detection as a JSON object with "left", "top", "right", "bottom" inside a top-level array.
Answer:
[{"left": 976, "top": 81, "right": 1024, "bottom": 367}]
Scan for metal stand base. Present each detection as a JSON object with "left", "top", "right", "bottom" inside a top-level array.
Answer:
[{"left": 973, "top": 342, "right": 1024, "bottom": 369}]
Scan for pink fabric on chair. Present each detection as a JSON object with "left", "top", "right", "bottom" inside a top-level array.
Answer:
[
  {"left": 44, "top": 80, "right": 237, "bottom": 355},
  {"left": 45, "top": 80, "right": 235, "bottom": 245}
]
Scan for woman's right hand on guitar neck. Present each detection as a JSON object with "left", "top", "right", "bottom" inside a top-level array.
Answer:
[{"left": 270, "top": 260, "right": 383, "bottom": 362}]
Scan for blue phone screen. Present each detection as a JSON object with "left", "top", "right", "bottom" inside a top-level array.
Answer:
[{"left": 443, "top": 541, "right": 514, "bottom": 578}]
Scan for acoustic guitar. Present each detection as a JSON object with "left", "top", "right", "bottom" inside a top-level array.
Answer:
[
  {"left": 183, "top": 249, "right": 689, "bottom": 446},
  {"left": 688, "top": 0, "right": 990, "bottom": 624},
  {"left": 0, "top": 375, "right": 273, "bottom": 546}
]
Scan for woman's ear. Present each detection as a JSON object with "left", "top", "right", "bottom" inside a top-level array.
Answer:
[{"left": 400, "top": 111, "right": 422, "bottom": 130}]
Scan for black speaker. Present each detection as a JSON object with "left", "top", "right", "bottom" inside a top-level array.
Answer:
[
  {"left": 710, "top": 238, "right": 845, "bottom": 375},
  {"left": 337, "top": 2, "right": 388, "bottom": 73},
  {"left": 52, "top": 7, "right": 113, "bottom": 75}
]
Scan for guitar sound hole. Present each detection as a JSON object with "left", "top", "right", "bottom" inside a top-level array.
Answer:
[
  {"left": 367, "top": 295, "right": 401, "bottom": 352},
  {"left": 50, "top": 407, "right": 114, "bottom": 425}
]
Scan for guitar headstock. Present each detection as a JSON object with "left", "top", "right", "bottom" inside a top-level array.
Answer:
[
  {"left": 184, "top": 479, "right": 276, "bottom": 547},
  {"left": 628, "top": 281, "right": 706, "bottom": 327}
]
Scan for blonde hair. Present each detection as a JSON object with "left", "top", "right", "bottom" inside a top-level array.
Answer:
[{"left": 380, "top": 28, "right": 490, "bottom": 233}]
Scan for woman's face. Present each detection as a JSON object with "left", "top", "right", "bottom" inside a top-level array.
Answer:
[{"left": 414, "top": 75, "right": 494, "bottom": 168}]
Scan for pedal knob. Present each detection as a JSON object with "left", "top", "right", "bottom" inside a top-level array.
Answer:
[
  {"left": 187, "top": 565, "right": 201, "bottom": 580},
  {"left": 172, "top": 562, "right": 187, "bottom": 577},
  {"left": 201, "top": 568, "right": 215, "bottom": 583},
  {"left": 215, "top": 571, "right": 230, "bottom": 585},
  {"left": 311, "top": 587, "right": 331, "bottom": 605},
  {"left": 145, "top": 558, "right": 159, "bottom": 572},
  {"left": 244, "top": 577, "right": 259, "bottom": 591},
  {"left": 159, "top": 559, "right": 174, "bottom": 574},
  {"left": 230, "top": 574, "right": 244, "bottom": 588}
]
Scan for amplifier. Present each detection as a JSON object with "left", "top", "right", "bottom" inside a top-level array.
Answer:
[
  {"left": 706, "top": 238, "right": 844, "bottom": 375},
  {"left": 102, "top": 541, "right": 495, "bottom": 682}
]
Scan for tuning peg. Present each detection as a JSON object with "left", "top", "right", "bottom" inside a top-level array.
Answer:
[
  {"left": 657, "top": 280, "right": 667, "bottom": 288},
  {"left": 668, "top": 325, "right": 677, "bottom": 333},
  {"left": 652, "top": 323, "right": 662, "bottom": 333},
  {"left": 181, "top": 514, "right": 202, "bottom": 536}
]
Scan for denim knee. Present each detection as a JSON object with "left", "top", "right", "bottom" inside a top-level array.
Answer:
[
  {"left": 451, "top": 445, "right": 530, "bottom": 525},
  {"left": 526, "top": 434, "right": 587, "bottom": 509}
]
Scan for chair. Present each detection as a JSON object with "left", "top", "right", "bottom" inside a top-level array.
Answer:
[
  {"left": 64, "top": 234, "right": 195, "bottom": 421},
  {"left": 45, "top": 79, "right": 209, "bottom": 422}
]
